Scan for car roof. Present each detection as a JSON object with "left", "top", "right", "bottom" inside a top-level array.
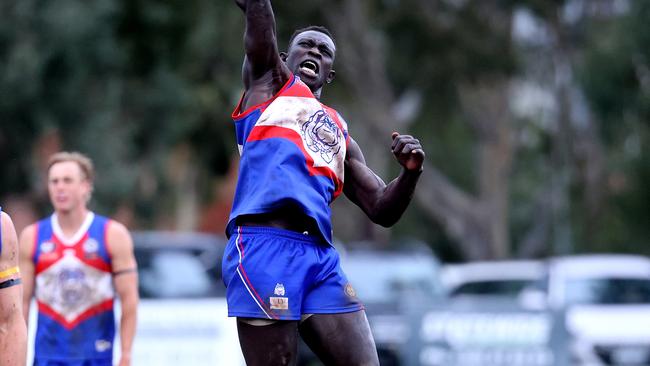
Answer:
[
  {"left": 441, "top": 260, "right": 545, "bottom": 288},
  {"left": 549, "top": 254, "right": 650, "bottom": 278}
]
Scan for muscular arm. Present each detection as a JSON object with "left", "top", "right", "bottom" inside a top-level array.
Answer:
[
  {"left": 0, "top": 212, "right": 27, "bottom": 366},
  {"left": 235, "top": 0, "right": 290, "bottom": 107},
  {"left": 107, "top": 222, "right": 139, "bottom": 366},
  {"left": 344, "top": 133, "right": 425, "bottom": 227}
]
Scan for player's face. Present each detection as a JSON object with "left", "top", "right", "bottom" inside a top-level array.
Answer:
[
  {"left": 48, "top": 161, "right": 91, "bottom": 214},
  {"left": 285, "top": 31, "right": 336, "bottom": 92}
]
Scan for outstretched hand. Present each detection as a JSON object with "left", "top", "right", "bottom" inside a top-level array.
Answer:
[{"left": 391, "top": 132, "right": 425, "bottom": 172}]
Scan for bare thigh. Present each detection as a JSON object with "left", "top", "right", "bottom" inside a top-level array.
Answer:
[
  {"left": 298, "top": 311, "right": 379, "bottom": 366},
  {"left": 237, "top": 318, "right": 300, "bottom": 366}
]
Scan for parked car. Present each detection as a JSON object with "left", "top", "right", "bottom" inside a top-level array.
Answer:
[
  {"left": 298, "top": 245, "right": 446, "bottom": 366},
  {"left": 533, "top": 254, "right": 650, "bottom": 366},
  {"left": 441, "top": 260, "right": 545, "bottom": 298},
  {"left": 421, "top": 260, "right": 557, "bottom": 366}
]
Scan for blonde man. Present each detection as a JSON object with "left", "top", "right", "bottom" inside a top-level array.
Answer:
[
  {"left": 20, "top": 152, "right": 139, "bottom": 366},
  {"left": 0, "top": 209, "right": 27, "bottom": 366}
]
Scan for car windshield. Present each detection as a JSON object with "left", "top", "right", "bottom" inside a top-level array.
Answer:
[
  {"left": 136, "top": 246, "right": 225, "bottom": 299},
  {"left": 452, "top": 279, "right": 534, "bottom": 297},
  {"left": 565, "top": 277, "right": 650, "bottom": 305},
  {"left": 343, "top": 254, "right": 443, "bottom": 303}
]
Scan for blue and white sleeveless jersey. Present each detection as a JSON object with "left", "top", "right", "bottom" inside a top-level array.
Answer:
[
  {"left": 32, "top": 212, "right": 115, "bottom": 363},
  {"left": 227, "top": 74, "right": 349, "bottom": 245}
]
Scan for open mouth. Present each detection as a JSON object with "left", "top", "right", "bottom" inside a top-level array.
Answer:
[{"left": 299, "top": 60, "right": 319, "bottom": 77}]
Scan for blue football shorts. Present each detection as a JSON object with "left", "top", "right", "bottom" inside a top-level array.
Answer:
[
  {"left": 33, "top": 358, "right": 112, "bottom": 366},
  {"left": 222, "top": 226, "right": 363, "bottom": 320}
]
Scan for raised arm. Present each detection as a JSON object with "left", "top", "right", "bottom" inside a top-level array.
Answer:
[
  {"left": 343, "top": 133, "right": 425, "bottom": 227},
  {"left": 236, "top": 0, "right": 287, "bottom": 85},
  {"left": 0, "top": 212, "right": 27, "bottom": 366},
  {"left": 107, "top": 222, "right": 139, "bottom": 366}
]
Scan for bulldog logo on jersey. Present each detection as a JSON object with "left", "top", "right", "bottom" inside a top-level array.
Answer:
[
  {"left": 301, "top": 109, "right": 342, "bottom": 164},
  {"left": 274, "top": 283, "right": 286, "bottom": 296},
  {"left": 57, "top": 268, "right": 90, "bottom": 309}
]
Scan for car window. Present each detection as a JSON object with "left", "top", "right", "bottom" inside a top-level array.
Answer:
[
  {"left": 136, "top": 247, "right": 225, "bottom": 299},
  {"left": 565, "top": 278, "right": 650, "bottom": 305},
  {"left": 344, "top": 255, "right": 443, "bottom": 303},
  {"left": 452, "top": 279, "right": 534, "bottom": 297}
]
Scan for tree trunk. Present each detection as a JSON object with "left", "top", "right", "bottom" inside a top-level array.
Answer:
[{"left": 325, "top": 0, "right": 516, "bottom": 260}]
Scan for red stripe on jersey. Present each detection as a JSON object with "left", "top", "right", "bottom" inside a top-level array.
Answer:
[
  {"left": 37, "top": 299, "right": 114, "bottom": 330},
  {"left": 34, "top": 233, "right": 72, "bottom": 274},
  {"left": 281, "top": 80, "right": 316, "bottom": 98},
  {"left": 74, "top": 241, "right": 112, "bottom": 273},
  {"left": 35, "top": 232, "right": 111, "bottom": 274},
  {"left": 246, "top": 126, "right": 344, "bottom": 198}
]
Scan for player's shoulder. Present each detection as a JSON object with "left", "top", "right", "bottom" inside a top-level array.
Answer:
[
  {"left": 105, "top": 218, "right": 134, "bottom": 259},
  {"left": 20, "top": 215, "right": 49, "bottom": 235},
  {"left": 17, "top": 221, "right": 40, "bottom": 259},
  {"left": 0, "top": 211, "right": 18, "bottom": 257},
  {"left": 19, "top": 221, "right": 37, "bottom": 235},
  {"left": 105, "top": 218, "right": 130, "bottom": 238},
  {"left": 238, "top": 74, "right": 295, "bottom": 116}
]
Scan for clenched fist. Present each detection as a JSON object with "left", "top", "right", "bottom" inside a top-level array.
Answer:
[{"left": 391, "top": 132, "right": 425, "bottom": 172}]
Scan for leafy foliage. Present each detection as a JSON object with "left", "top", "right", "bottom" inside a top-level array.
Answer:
[{"left": 0, "top": 0, "right": 647, "bottom": 256}]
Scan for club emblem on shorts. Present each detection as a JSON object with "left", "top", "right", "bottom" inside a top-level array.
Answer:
[
  {"left": 344, "top": 283, "right": 356, "bottom": 298},
  {"left": 301, "top": 109, "right": 342, "bottom": 164},
  {"left": 274, "top": 283, "right": 285, "bottom": 296},
  {"left": 270, "top": 283, "right": 288, "bottom": 310}
]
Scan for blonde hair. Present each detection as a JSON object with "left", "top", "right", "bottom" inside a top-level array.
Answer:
[{"left": 47, "top": 151, "right": 95, "bottom": 184}]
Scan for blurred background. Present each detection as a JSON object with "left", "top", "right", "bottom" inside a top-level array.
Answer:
[
  {"left": 1, "top": 0, "right": 649, "bottom": 365},
  {"left": 1, "top": 0, "right": 648, "bottom": 259}
]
